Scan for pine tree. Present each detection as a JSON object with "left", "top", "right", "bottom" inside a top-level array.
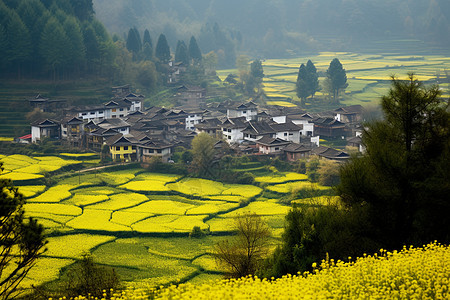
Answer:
[
  {"left": 82, "top": 25, "right": 100, "bottom": 71},
  {"left": 296, "top": 64, "right": 309, "bottom": 105},
  {"left": 155, "top": 33, "right": 171, "bottom": 64},
  {"left": 143, "top": 29, "right": 152, "bottom": 49},
  {"left": 4, "top": 11, "right": 32, "bottom": 78},
  {"left": 326, "top": 58, "right": 348, "bottom": 103},
  {"left": 63, "top": 16, "right": 86, "bottom": 73},
  {"left": 39, "top": 17, "right": 70, "bottom": 80},
  {"left": 175, "top": 40, "right": 189, "bottom": 65},
  {"left": 126, "top": 27, "right": 140, "bottom": 55},
  {"left": 305, "top": 60, "right": 320, "bottom": 98},
  {"left": 337, "top": 73, "right": 450, "bottom": 248},
  {"left": 188, "top": 35, "right": 202, "bottom": 64}
]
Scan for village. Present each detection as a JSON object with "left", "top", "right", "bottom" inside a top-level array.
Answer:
[{"left": 24, "top": 82, "right": 364, "bottom": 165}]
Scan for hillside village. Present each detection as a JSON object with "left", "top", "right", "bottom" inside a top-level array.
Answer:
[{"left": 25, "top": 83, "right": 364, "bottom": 164}]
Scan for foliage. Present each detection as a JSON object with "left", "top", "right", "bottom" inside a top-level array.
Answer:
[
  {"left": 214, "top": 213, "right": 271, "bottom": 278},
  {"left": 337, "top": 73, "right": 450, "bottom": 248},
  {"left": 317, "top": 159, "right": 341, "bottom": 186},
  {"left": 155, "top": 33, "right": 171, "bottom": 64},
  {"left": 0, "top": 163, "right": 46, "bottom": 299},
  {"left": 188, "top": 36, "right": 202, "bottom": 64},
  {"left": 326, "top": 58, "right": 348, "bottom": 103},
  {"left": 62, "top": 253, "right": 120, "bottom": 299},
  {"left": 261, "top": 204, "right": 377, "bottom": 279},
  {"left": 190, "top": 133, "right": 216, "bottom": 178},
  {"left": 175, "top": 40, "right": 189, "bottom": 65}
]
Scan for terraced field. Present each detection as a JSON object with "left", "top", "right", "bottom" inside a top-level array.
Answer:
[
  {"left": 0, "top": 154, "right": 334, "bottom": 291},
  {"left": 217, "top": 51, "right": 450, "bottom": 109}
]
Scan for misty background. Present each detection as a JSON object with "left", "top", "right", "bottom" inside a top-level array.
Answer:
[{"left": 94, "top": 0, "right": 450, "bottom": 60}]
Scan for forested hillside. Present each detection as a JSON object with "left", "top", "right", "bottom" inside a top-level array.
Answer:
[
  {"left": 0, "top": 0, "right": 115, "bottom": 80},
  {"left": 94, "top": 0, "right": 450, "bottom": 59}
]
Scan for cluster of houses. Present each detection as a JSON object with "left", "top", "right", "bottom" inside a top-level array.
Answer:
[{"left": 26, "top": 84, "right": 365, "bottom": 163}]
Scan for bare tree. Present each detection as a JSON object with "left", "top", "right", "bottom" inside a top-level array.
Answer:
[{"left": 214, "top": 213, "right": 271, "bottom": 278}]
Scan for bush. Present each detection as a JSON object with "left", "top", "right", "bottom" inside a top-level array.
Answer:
[
  {"left": 189, "top": 226, "right": 207, "bottom": 238},
  {"left": 62, "top": 254, "right": 121, "bottom": 298}
]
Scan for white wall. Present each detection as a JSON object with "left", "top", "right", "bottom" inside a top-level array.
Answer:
[{"left": 31, "top": 126, "right": 40, "bottom": 143}]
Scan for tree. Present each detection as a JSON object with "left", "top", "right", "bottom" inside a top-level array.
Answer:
[
  {"left": 143, "top": 29, "right": 152, "bottom": 49},
  {"left": 326, "top": 58, "right": 348, "bottom": 103},
  {"left": 63, "top": 16, "right": 86, "bottom": 74},
  {"left": 203, "top": 51, "right": 218, "bottom": 73},
  {"left": 62, "top": 253, "right": 120, "bottom": 298},
  {"left": 250, "top": 59, "right": 264, "bottom": 87},
  {"left": 0, "top": 163, "right": 47, "bottom": 299},
  {"left": 191, "top": 133, "right": 215, "bottom": 178},
  {"left": 296, "top": 63, "right": 309, "bottom": 105},
  {"left": 174, "top": 40, "right": 189, "bottom": 65},
  {"left": 215, "top": 213, "right": 271, "bottom": 278},
  {"left": 136, "top": 61, "right": 158, "bottom": 90},
  {"left": 306, "top": 60, "right": 320, "bottom": 98},
  {"left": 4, "top": 11, "right": 32, "bottom": 78},
  {"left": 126, "top": 27, "right": 141, "bottom": 58},
  {"left": 188, "top": 36, "right": 202, "bottom": 64},
  {"left": 39, "top": 17, "right": 70, "bottom": 80},
  {"left": 155, "top": 33, "right": 171, "bottom": 64},
  {"left": 261, "top": 204, "right": 376, "bottom": 279},
  {"left": 337, "top": 73, "right": 450, "bottom": 248}
]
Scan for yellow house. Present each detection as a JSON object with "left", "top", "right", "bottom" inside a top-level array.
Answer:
[{"left": 107, "top": 134, "right": 137, "bottom": 162}]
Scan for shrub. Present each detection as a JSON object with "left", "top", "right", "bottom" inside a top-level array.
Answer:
[
  {"left": 62, "top": 253, "right": 121, "bottom": 298},
  {"left": 189, "top": 226, "right": 207, "bottom": 238}
]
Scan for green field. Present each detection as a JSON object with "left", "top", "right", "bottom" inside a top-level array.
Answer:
[{"left": 0, "top": 154, "right": 336, "bottom": 292}]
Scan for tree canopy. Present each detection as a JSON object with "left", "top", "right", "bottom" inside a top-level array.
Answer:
[
  {"left": 326, "top": 58, "right": 348, "bottom": 103},
  {"left": 188, "top": 36, "right": 202, "bottom": 64},
  {"left": 337, "top": 73, "right": 450, "bottom": 248},
  {"left": 155, "top": 33, "right": 171, "bottom": 64}
]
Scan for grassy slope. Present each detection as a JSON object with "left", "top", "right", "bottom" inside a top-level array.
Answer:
[{"left": 0, "top": 79, "right": 112, "bottom": 137}]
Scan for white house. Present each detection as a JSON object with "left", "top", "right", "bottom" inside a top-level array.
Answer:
[
  {"left": 221, "top": 117, "right": 247, "bottom": 143},
  {"left": 31, "top": 119, "right": 60, "bottom": 143},
  {"left": 227, "top": 101, "right": 258, "bottom": 121}
]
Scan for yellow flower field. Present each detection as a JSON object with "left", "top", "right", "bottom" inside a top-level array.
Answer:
[
  {"left": 66, "top": 209, "right": 131, "bottom": 232},
  {"left": 45, "top": 234, "right": 116, "bottom": 259},
  {"left": 255, "top": 172, "right": 308, "bottom": 184},
  {"left": 28, "top": 184, "right": 75, "bottom": 203},
  {"left": 153, "top": 242, "right": 450, "bottom": 300},
  {"left": 16, "top": 185, "right": 46, "bottom": 197},
  {"left": 266, "top": 101, "right": 296, "bottom": 107}
]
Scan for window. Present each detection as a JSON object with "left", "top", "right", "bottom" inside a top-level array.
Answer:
[
  {"left": 284, "top": 133, "right": 288, "bottom": 136},
  {"left": 90, "top": 112, "right": 95, "bottom": 115},
  {"left": 250, "top": 135, "right": 256, "bottom": 139},
  {"left": 119, "top": 114, "right": 124, "bottom": 117},
  {"left": 223, "top": 128, "right": 227, "bottom": 131},
  {"left": 245, "top": 134, "right": 249, "bottom": 138},
  {"left": 120, "top": 108, "right": 124, "bottom": 111},
  {"left": 112, "top": 115, "right": 116, "bottom": 118},
  {"left": 243, "top": 110, "right": 247, "bottom": 114},
  {"left": 228, "top": 136, "right": 231, "bottom": 140},
  {"left": 99, "top": 111, "right": 103, "bottom": 114},
  {"left": 116, "top": 147, "right": 120, "bottom": 151},
  {"left": 112, "top": 108, "right": 116, "bottom": 112},
  {"left": 275, "top": 147, "right": 279, "bottom": 151},
  {"left": 149, "top": 149, "right": 154, "bottom": 153},
  {"left": 124, "top": 146, "right": 128, "bottom": 150},
  {"left": 228, "top": 129, "right": 231, "bottom": 133},
  {"left": 157, "top": 149, "right": 162, "bottom": 154},
  {"left": 289, "top": 133, "right": 293, "bottom": 136},
  {"left": 81, "top": 113, "right": 87, "bottom": 116}
]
